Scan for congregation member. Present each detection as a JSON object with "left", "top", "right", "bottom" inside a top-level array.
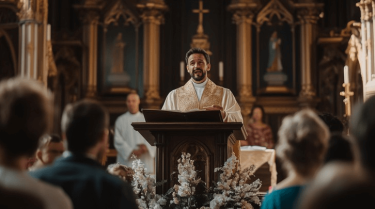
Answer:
[
  {"left": 162, "top": 48, "right": 244, "bottom": 159},
  {"left": 297, "top": 162, "right": 375, "bottom": 209},
  {"left": 29, "top": 134, "right": 65, "bottom": 171},
  {"left": 261, "top": 109, "right": 329, "bottom": 209},
  {"left": 317, "top": 112, "right": 354, "bottom": 164},
  {"left": 0, "top": 77, "right": 72, "bottom": 209},
  {"left": 31, "top": 99, "right": 138, "bottom": 209},
  {"left": 350, "top": 95, "right": 375, "bottom": 179},
  {"left": 241, "top": 104, "right": 274, "bottom": 149},
  {"left": 114, "top": 92, "right": 155, "bottom": 173}
]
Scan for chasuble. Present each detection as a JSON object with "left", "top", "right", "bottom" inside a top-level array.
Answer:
[{"left": 162, "top": 78, "right": 243, "bottom": 160}]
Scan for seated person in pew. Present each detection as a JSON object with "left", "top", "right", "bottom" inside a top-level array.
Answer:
[{"left": 260, "top": 109, "right": 329, "bottom": 209}]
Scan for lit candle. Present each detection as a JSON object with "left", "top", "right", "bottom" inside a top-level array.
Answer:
[
  {"left": 180, "top": 61, "right": 185, "bottom": 80},
  {"left": 47, "top": 24, "right": 51, "bottom": 41},
  {"left": 344, "top": 65, "right": 349, "bottom": 84},
  {"left": 219, "top": 61, "right": 223, "bottom": 79}
]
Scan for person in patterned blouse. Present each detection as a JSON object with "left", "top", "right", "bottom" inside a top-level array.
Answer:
[{"left": 241, "top": 105, "right": 274, "bottom": 149}]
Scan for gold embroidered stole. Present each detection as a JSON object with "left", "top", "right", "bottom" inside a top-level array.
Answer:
[{"left": 176, "top": 79, "right": 223, "bottom": 111}]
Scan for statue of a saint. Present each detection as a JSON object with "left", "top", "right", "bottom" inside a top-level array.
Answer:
[
  {"left": 111, "top": 33, "right": 126, "bottom": 74},
  {"left": 267, "top": 31, "right": 283, "bottom": 72}
]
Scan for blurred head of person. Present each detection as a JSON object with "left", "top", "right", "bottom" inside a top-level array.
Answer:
[
  {"left": 36, "top": 134, "right": 65, "bottom": 165},
  {"left": 298, "top": 162, "right": 375, "bottom": 209},
  {"left": 61, "top": 99, "right": 109, "bottom": 161},
  {"left": 249, "top": 105, "right": 266, "bottom": 123},
  {"left": 318, "top": 112, "right": 344, "bottom": 133},
  {"left": 0, "top": 77, "right": 52, "bottom": 170},
  {"left": 350, "top": 95, "right": 375, "bottom": 174},
  {"left": 324, "top": 133, "right": 354, "bottom": 164},
  {"left": 126, "top": 92, "right": 140, "bottom": 114},
  {"left": 277, "top": 109, "right": 330, "bottom": 178}
]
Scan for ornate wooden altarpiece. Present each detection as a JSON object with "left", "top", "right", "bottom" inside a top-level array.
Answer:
[{"left": 132, "top": 122, "right": 245, "bottom": 195}]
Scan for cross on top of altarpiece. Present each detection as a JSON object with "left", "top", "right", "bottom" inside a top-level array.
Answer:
[{"left": 192, "top": 0, "right": 209, "bottom": 35}]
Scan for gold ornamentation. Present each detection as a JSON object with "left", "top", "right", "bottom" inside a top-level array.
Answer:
[
  {"left": 256, "top": 0, "right": 293, "bottom": 25},
  {"left": 340, "top": 83, "right": 354, "bottom": 117},
  {"left": 294, "top": 2, "right": 323, "bottom": 24},
  {"left": 104, "top": 0, "right": 138, "bottom": 27},
  {"left": 299, "top": 84, "right": 316, "bottom": 98},
  {"left": 176, "top": 79, "right": 223, "bottom": 112},
  {"left": 137, "top": 1, "right": 168, "bottom": 24},
  {"left": 192, "top": 0, "right": 209, "bottom": 35},
  {"left": 47, "top": 40, "right": 57, "bottom": 77},
  {"left": 17, "top": 0, "right": 36, "bottom": 20},
  {"left": 238, "top": 84, "right": 252, "bottom": 98},
  {"left": 190, "top": 0, "right": 212, "bottom": 55},
  {"left": 145, "top": 86, "right": 161, "bottom": 100}
]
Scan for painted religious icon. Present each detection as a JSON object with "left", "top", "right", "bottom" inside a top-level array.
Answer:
[
  {"left": 111, "top": 33, "right": 126, "bottom": 74},
  {"left": 267, "top": 31, "right": 283, "bottom": 72}
]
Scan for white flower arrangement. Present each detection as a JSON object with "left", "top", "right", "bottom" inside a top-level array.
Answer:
[
  {"left": 131, "top": 156, "right": 159, "bottom": 209},
  {"left": 209, "top": 153, "right": 262, "bottom": 209},
  {"left": 173, "top": 152, "right": 202, "bottom": 208},
  {"left": 131, "top": 153, "right": 262, "bottom": 209}
]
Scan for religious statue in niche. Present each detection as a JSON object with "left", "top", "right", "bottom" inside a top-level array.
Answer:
[
  {"left": 107, "top": 32, "right": 130, "bottom": 86},
  {"left": 263, "top": 31, "right": 287, "bottom": 86},
  {"left": 267, "top": 31, "right": 282, "bottom": 72},
  {"left": 111, "top": 33, "right": 126, "bottom": 73}
]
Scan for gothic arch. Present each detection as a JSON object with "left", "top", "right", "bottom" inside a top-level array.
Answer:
[
  {"left": 256, "top": 0, "right": 293, "bottom": 25},
  {"left": 170, "top": 138, "right": 213, "bottom": 186},
  {"left": 0, "top": 28, "right": 17, "bottom": 76}
]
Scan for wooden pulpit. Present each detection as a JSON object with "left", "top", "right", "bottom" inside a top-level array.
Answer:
[{"left": 132, "top": 122, "right": 245, "bottom": 194}]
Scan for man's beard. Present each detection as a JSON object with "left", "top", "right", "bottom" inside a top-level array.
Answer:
[{"left": 189, "top": 68, "right": 206, "bottom": 82}]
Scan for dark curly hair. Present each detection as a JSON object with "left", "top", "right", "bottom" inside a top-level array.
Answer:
[{"left": 185, "top": 48, "right": 210, "bottom": 64}]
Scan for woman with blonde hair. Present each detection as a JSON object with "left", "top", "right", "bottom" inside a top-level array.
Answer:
[{"left": 261, "top": 109, "right": 329, "bottom": 209}]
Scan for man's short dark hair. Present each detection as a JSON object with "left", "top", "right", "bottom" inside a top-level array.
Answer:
[
  {"left": 350, "top": 96, "right": 375, "bottom": 171},
  {"left": 185, "top": 48, "right": 210, "bottom": 64},
  {"left": 61, "top": 99, "right": 109, "bottom": 154},
  {"left": 0, "top": 77, "right": 52, "bottom": 158},
  {"left": 318, "top": 112, "right": 344, "bottom": 133}
]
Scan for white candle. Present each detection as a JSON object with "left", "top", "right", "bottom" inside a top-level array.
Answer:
[
  {"left": 180, "top": 61, "right": 185, "bottom": 80},
  {"left": 344, "top": 65, "right": 349, "bottom": 83},
  {"left": 47, "top": 24, "right": 51, "bottom": 41},
  {"left": 219, "top": 61, "right": 223, "bottom": 79}
]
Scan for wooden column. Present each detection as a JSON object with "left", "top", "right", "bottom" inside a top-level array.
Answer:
[
  {"left": 137, "top": 1, "right": 168, "bottom": 109},
  {"left": 357, "top": 0, "right": 368, "bottom": 97},
  {"left": 295, "top": 3, "right": 323, "bottom": 107},
  {"left": 75, "top": 1, "right": 102, "bottom": 97},
  {"left": 17, "top": 0, "right": 50, "bottom": 84},
  {"left": 228, "top": 1, "right": 258, "bottom": 120}
]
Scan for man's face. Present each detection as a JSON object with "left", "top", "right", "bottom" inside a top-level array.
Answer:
[
  {"left": 126, "top": 94, "right": 140, "bottom": 114},
  {"left": 187, "top": 53, "right": 211, "bottom": 83},
  {"left": 41, "top": 142, "right": 65, "bottom": 165}
]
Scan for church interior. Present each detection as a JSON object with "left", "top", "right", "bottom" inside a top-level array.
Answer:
[{"left": 1, "top": 0, "right": 375, "bottom": 202}]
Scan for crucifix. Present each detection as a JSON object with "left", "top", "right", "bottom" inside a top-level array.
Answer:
[
  {"left": 340, "top": 66, "right": 354, "bottom": 117},
  {"left": 192, "top": 0, "right": 209, "bottom": 35}
]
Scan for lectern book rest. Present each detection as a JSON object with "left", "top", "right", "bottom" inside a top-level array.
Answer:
[{"left": 142, "top": 109, "right": 223, "bottom": 122}]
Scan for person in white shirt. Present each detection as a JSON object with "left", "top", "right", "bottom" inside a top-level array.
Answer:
[
  {"left": 114, "top": 92, "right": 156, "bottom": 173},
  {"left": 0, "top": 77, "right": 72, "bottom": 209}
]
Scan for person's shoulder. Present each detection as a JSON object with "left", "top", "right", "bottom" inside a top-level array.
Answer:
[
  {"left": 39, "top": 182, "right": 73, "bottom": 209},
  {"left": 29, "top": 165, "right": 56, "bottom": 178},
  {"left": 115, "top": 112, "right": 131, "bottom": 123},
  {"left": 20, "top": 173, "right": 73, "bottom": 209}
]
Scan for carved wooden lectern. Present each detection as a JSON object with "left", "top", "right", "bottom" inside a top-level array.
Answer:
[{"left": 132, "top": 122, "right": 245, "bottom": 195}]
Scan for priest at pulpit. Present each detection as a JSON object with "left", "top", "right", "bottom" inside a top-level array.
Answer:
[{"left": 162, "top": 48, "right": 243, "bottom": 159}]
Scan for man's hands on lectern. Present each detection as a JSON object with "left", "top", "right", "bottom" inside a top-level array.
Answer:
[
  {"left": 203, "top": 105, "right": 226, "bottom": 120},
  {"left": 130, "top": 144, "right": 148, "bottom": 159}
]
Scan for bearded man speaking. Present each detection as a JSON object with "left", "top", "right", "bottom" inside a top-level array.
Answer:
[{"left": 162, "top": 48, "right": 244, "bottom": 160}]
